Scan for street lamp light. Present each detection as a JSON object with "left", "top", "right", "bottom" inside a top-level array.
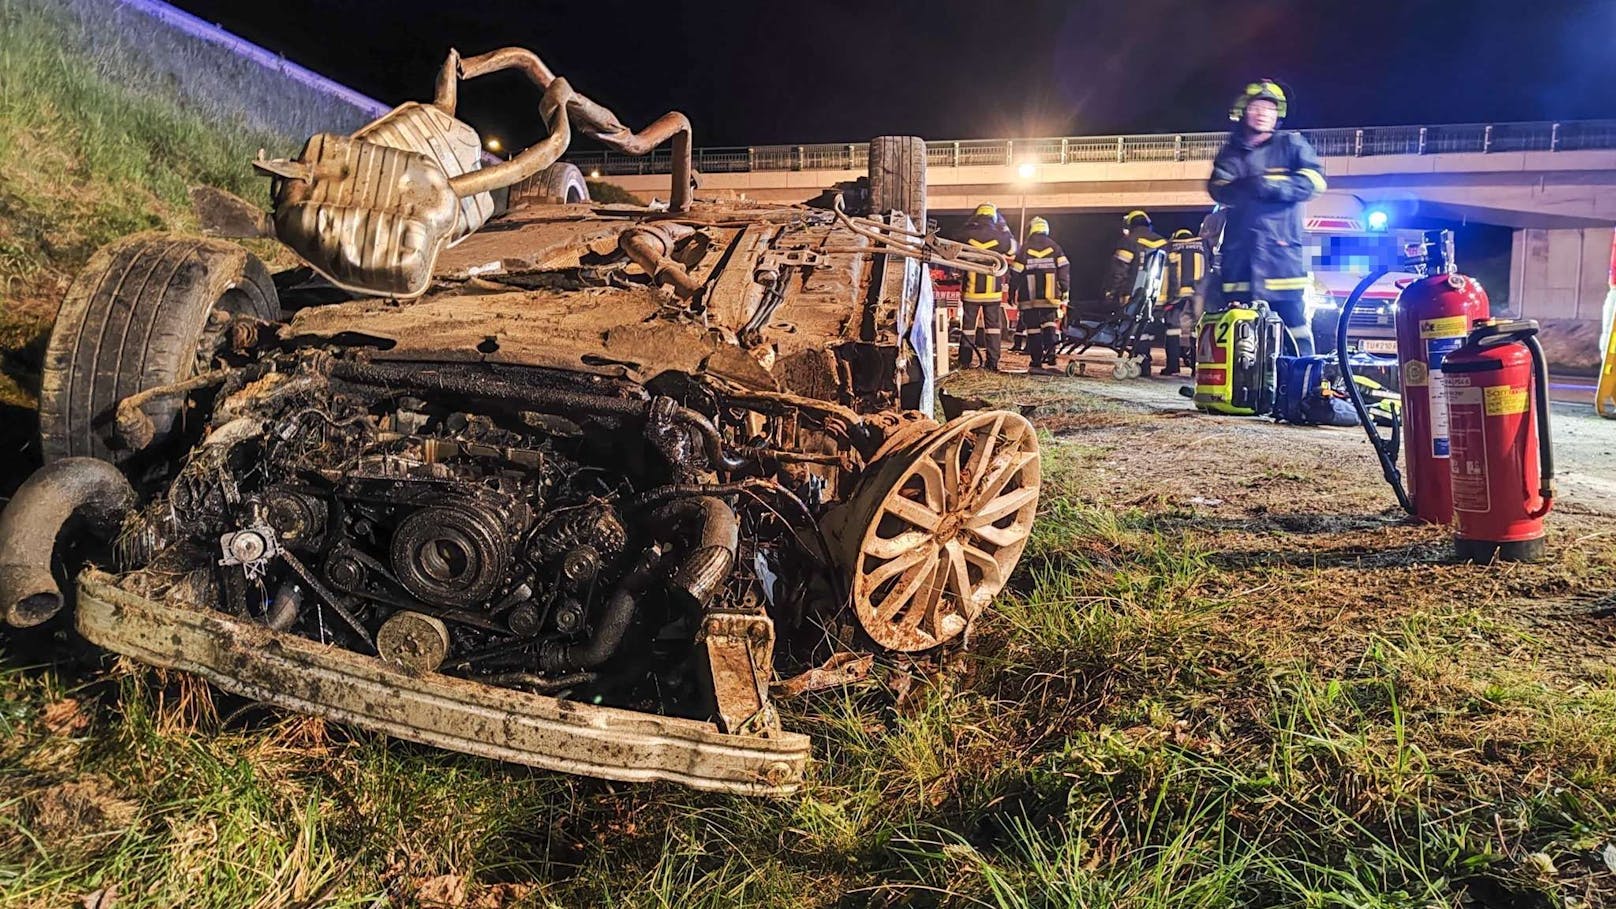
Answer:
[
  {"left": 485, "top": 136, "right": 503, "bottom": 154},
  {"left": 590, "top": 169, "right": 601, "bottom": 179},
  {"left": 1015, "top": 162, "right": 1038, "bottom": 243}
]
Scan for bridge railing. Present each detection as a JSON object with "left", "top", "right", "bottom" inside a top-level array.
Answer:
[{"left": 566, "top": 119, "right": 1616, "bottom": 178}]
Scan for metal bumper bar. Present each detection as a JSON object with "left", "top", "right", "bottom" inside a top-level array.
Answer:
[{"left": 75, "top": 570, "right": 809, "bottom": 795}]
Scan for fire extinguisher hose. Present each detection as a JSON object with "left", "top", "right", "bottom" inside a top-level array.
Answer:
[
  {"left": 1336, "top": 268, "right": 1416, "bottom": 515},
  {"left": 1525, "top": 333, "right": 1556, "bottom": 518}
]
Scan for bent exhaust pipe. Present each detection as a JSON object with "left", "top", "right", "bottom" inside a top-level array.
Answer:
[
  {"left": 440, "top": 47, "right": 694, "bottom": 213},
  {"left": 0, "top": 458, "right": 136, "bottom": 627}
]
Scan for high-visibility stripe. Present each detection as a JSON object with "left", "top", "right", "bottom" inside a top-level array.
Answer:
[
  {"left": 1263, "top": 276, "right": 1310, "bottom": 290},
  {"left": 1223, "top": 281, "right": 1251, "bottom": 292},
  {"left": 1297, "top": 168, "right": 1327, "bottom": 192},
  {"left": 1265, "top": 166, "right": 1289, "bottom": 173},
  {"left": 1055, "top": 256, "right": 1069, "bottom": 266},
  {"left": 967, "top": 238, "right": 1000, "bottom": 250},
  {"left": 1138, "top": 237, "right": 1167, "bottom": 248},
  {"left": 1011, "top": 261, "right": 1025, "bottom": 272},
  {"left": 1115, "top": 249, "right": 1135, "bottom": 262},
  {"left": 1262, "top": 174, "right": 1290, "bottom": 182},
  {"left": 984, "top": 328, "right": 1002, "bottom": 334},
  {"left": 1025, "top": 247, "right": 1053, "bottom": 258},
  {"left": 1043, "top": 274, "right": 1055, "bottom": 299}
]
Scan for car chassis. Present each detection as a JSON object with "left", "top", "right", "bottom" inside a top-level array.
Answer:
[{"left": 0, "top": 46, "right": 1039, "bottom": 795}]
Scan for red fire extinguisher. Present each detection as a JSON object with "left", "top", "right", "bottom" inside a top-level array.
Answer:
[
  {"left": 1441, "top": 320, "right": 1555, "bottom": 562},
  {"left": 1339, "top": 230, "right": 1489, "bottom": 522}
]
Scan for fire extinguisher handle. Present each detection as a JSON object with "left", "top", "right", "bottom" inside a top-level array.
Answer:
[{"left": 1525, "top": 334, "right": 1556, "bottom": 519}]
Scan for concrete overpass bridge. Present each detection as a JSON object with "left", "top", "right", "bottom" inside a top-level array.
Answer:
[{"left": 573, "top": 121, "right": 1616, "bottom": 332}]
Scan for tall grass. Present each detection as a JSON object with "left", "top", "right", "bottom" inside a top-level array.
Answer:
[{"left": 0, "top": 0, "right": 298, "bottom": 409}]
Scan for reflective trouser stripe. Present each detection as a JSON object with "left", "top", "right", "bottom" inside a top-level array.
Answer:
[{"left": 1223, "top": 281, "right": 1251, "bottom": 292}]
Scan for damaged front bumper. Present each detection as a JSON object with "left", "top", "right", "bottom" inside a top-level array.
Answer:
[{"left": 75, "top": 570, "right": 809, "bottom": 795}]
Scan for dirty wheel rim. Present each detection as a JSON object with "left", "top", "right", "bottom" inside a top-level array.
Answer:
[{"left": 850, "top": 411, "right": 1040, "bottom": 651}]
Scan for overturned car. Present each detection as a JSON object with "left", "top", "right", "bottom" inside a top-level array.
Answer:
[{"left": 0, "top": 47, "right": 1040, "bottom": 795}]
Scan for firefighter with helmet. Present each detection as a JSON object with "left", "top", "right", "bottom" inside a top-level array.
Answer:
[
  {"left": 952, "top": 202, "right": 1017, "bottom": 370},
  {"left": 1208, "top": 78, "right": 1327, "bottom": 355},
  {"left": 1105, "top": 211, "right": 1166, "bottom": 314},
  {"left": 1153, "top": 228, "right": 1207, "bottom": 375},
  {"left": 1010, "top": 216, "right": 1070, "bottom": 373}
]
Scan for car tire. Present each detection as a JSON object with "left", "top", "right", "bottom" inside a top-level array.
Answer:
[
  {"left": 868, "top": 136, "right": 926, "bottom": 227},
  {"left": 39, "top": 232, "right": 280, "bottom": 467},
  {"left": 509, "top": 162, "right": 590, "bottom": 208}
]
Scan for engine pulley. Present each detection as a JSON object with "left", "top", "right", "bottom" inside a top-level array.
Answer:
[
  {"left": 390, "top": 502, "right": 511, "bottom": 607},
  {"left": 377, "top": 610, "right": 451, "bottom": 674}
]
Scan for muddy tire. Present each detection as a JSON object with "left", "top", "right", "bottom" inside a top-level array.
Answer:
[
  {"left": 39, "top": 232, "right": 279, "bottom": 467},
  {"left": 509, "top": 162, "right": 590, "bottom": 208},
  {"left": 868, "top": 136, "right": 926, "bottom": 227}
]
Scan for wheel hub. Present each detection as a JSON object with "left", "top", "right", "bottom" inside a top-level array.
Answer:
[{"left": 840, "top": 411, "right": 1041, "bottom": 652}]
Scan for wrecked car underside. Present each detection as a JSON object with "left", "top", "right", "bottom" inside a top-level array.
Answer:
[{"left": 0, "top": 46, "right": 1039, "bottom": 795}]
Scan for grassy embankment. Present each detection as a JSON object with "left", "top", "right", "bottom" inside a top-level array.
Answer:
[
  {"left": 0, "top": 0, "right": 294, "bottom": 416},
  {"left": 3, "top": 1, "right": 1616, "bottom": 905}
]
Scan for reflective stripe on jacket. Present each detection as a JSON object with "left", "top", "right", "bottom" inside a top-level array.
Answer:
[
  {"left": 1011, "top": 234, "right": 1070, "bottom": 303},
  {"left": 1106, "top": 225, "right": 1166, "bottom": 296},
  {"left": 955, "top": 218, "right": 1018, "bottom": 302}
]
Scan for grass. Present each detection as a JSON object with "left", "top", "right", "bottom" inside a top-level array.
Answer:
[
  {"left": 0, "top": 0, "right": 297, "bottom": 412},
  {"left": 3, "top": 6, "right": 1616, "bottom": 904},
  {"left": 10, "top": 388, "right": 1615, "bottom": 905}
]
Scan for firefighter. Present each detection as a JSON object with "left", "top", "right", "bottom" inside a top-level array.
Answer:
[
  {"left": 1208, "top": 79, "right": 1327, "bottom": 356},
  {"left": 1010, "top": 216, "right": 1069, "bottom": 372},
  {"left": 952, "top": 202, "right": 1017, "bottom": 370},
  {"left": 1158, "top": 228, "right": 1207, "bottom": 374},
  {"left": 1104, "top": 211, "right": 1166, "bottom": 314}
]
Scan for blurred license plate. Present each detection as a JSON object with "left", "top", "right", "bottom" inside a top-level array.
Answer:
[{"left": 1361, "top": 339, "right": 1397, "bottom": 354}]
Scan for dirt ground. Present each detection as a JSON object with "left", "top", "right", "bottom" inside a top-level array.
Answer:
[{"left": 943, "top": 346, "right": 1616, "bottom": 680}]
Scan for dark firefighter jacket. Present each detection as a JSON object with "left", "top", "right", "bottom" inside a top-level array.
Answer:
[
  {"left": 1010, "top": 234, "right": 1070, "bottom": 304},
  {"left": 954, "top": 217, "right": 1018, "bottom": 302},
  {"left": 1207, "top": 129, "right": 1326, "bottom": 300},
  {"left": 1106, "top": 224, "right": 1167, "bottom": 297},
  {"left": 1164, "top": 235, "right": 1208, "bottom": 302},
  {"left": 1198, "top": 208, "right": 1227, "bottom": 274}
]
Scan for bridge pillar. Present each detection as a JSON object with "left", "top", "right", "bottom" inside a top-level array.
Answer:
[{"left": 1510, "top": 227, "right": 1614, "bottom": 370}]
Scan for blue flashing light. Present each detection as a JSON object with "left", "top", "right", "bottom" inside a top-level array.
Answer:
[{"left": 1366, "top": 208, "right": 1391, "bottom": 232}]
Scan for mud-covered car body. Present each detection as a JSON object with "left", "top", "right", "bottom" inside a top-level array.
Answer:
[{"left": 0, "top": 48, "right": 1039, "bottom": 795}]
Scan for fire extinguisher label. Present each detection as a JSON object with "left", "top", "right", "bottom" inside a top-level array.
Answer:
[
  {"left": 1448, "top": 385, "right": 1490, "bottom": 513},
  {"left": 1419, "top": 315, "right": 1470, "bottom": 339},
  {"left": 1484, "top": 385, "right": 1530, "bottom": 416},
  {"left": 1425, "top": 336, "right": 1465, "bottom": 458}
]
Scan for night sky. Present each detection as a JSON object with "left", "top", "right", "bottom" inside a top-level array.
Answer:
[
  {"left": 163, "top": 0, "right": 1602, "bottom": 304},
  {"left": 170, "top": 0, "right": 1616, "bottom": 150}
]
